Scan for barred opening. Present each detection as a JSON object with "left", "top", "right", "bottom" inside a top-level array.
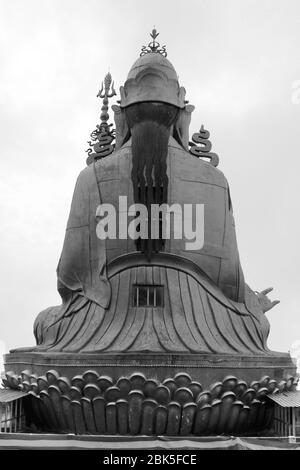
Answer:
[{"left": 133, "top": 285, "right": 164, "bottom": 307}]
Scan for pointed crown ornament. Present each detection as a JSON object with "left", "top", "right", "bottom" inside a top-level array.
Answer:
[
  {"left": 119, "top": 29, "right": 186, "bottom": 109},
  {"left": 140, "top": 28, "right": 167, "bottom": 57}
]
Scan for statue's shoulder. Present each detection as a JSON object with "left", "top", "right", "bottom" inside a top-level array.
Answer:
[
  {"left": 168, "top": 137, "right": 228, "bottom": 189},
  {"left": 78, "top": 142, "right": 133, "bottom": 184},
  {"left": 94, "top": 140, "right": 132, "bottom": 174}
]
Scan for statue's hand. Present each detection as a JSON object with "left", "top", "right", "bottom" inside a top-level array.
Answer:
[{"left": 257, "top": 287, "right": 280, "bottom": 313}]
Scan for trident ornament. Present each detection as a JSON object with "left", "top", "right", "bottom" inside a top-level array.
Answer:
[
  {"left": 97, "top": 72, "right": 116, "bottom": 99},
  {"left": 85, "top": 71, "right": 117, "bottom": 165}
]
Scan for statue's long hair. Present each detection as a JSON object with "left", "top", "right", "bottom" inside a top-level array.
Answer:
[{"left": 125, "top": 102, "right": 179, "bottom": 256}]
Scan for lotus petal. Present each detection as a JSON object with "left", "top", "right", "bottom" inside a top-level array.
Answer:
[
  {"left": 48, "top": 385, "right": 67, "bottom": 431},
  {"left": 71, "top": 400, "right": 86, "bottom": 434},
  {"left": 46, "top": 370, "right": 59, "bottom": 385},
  {"left": 116, "top": 377, "right": 131, "bottom": 397},
  {"left": 30, "top": 373, "right": 38, "bottom": 384},
  {"left": 256, "top": 387, "right": 269, "bottom": 400},
  {"left": 162, "top": 379, "right": 177, "bottom": 399},
  {"left": 234, "top": 380, "right": 247, "bottom": 399},
  {"left": 141, "top": 399, "right": 157, "bottom": 435},
  {"left": 70, "top": 386, "right": 82, "bottom": 401},
  {"left": 209, "top": 382, "right": 223, "bottom": 399},
  {"left": 82, "top": 370, "right": 100, "bottom": 384},
  {"left": 106, "top": 402, "right": 117, "bottom": 434},
  {"left": 174, "top": 372, "right": 192, "bottom": 388},
  {"left": 128, "top": 390, "right": 143, "bottom": 435},
  {"left": 129, "top": 373, "right": 146, "bottom": 391},
  {"left": 31, "top": 382, "right": 39, "bottom": 394},
  {"left": 207, "top": 399, "right": 222, "bottom": 434},
  {"left": 236, "top": 405, "right": 250, "bottom": 434},
  {"left": 155, "top": 405, "right": 167, "bottom": 435},
  {"left": 249, "top": 381, "right": 260, "bottom": 392},
  {"left": 6, "top": 372, "right": 20, "bottom": 389},
  {"left": 21, "top": 370, "right": 31, "bottom": 382},
  {"left": 22, "top": 380, "right": 31, "bottom": 392},
  {"left": 40, "top": 390, "right": 59, "bottom": 429},
  {"left": 166, "top": 401, "right": 181, "bottom": 436},
  {"left": 225, "top": 400, "right": 243, "bottom": 434},
  {"left": 97, "top": 375, "right": 113, "bottom": 392},
  {"left": 278, "top": 380, "right": 287, "bottom": 393},
  {"left": 267, "top": 380, "right": 277, "bottom": 393},
  {"left": 61, "top": 395, "right": 75, "bottom": 433},
  {"left": 241, "top": 388, "right": 256, "bottom": 406},
  {"left": 82, "top": 397, "right": 97, "bottom": 434},
  {"left": 71, "top": 375, "right": 85, "bottom": 390},
  {"left": 248, "top": 399, "right": 261, "bottom": 431},
  {"left": 105, "top": 386, "right": 121, "bottom": 402},
  {"left": 292, "top": 378, "right": 299, "bottom": 392},
  {"left": 196, "top": 390, "right": 212, "bottom": 407},
  {"left": 222, "top": 376, "right": 238, "bottom": 392},
  {"left": 116, "top": 399, "right": 128, "bottom": 434},
  {"left": 143, "top": 379, "right": 159, "bottom": 398},
  {"left": 217, "top": 391, "right": 236, "bottom": 433},
  {"left": 93, "top": 396, "right": 106, "bottom": 433},
  {"left": 1, "top": 378, "right": 8, "bottom": 388},
  {"left": 286, "top": 376, "right": 295, "bottom": 391},
  {"left": 180, "top": 403, "right": 197, "bottom": 435},
  {"left": 259, "top": 376, "right": 270, "bottom": 388},
  {"left": 174, "top": 387, "right": 194, "bottom": 405},
  {"left": 193, "top": 404, "right": 211, "bottom": 435},
  {"left": 189, "top": 381, "right": 202, "bottom": 400},
  {"left": 37, "top": 375, "right": 49, "bottom": 392},
  {"left": 154, "top": 385, "right": 170, "bottom": 405},
  {"left": 57, "top": 377, "right": 71, "bottom": 395},
  {"left": 83, "top": 383, "right": 101, "bottom": 400}
]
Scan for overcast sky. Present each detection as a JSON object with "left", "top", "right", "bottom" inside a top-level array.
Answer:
[{"left": 1, "top": 0, "right": 300, "bottom": 358}]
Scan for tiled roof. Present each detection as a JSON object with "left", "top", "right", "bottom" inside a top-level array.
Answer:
[
  {"left": 268, "top": 391, "right": 300, "bottom": 408},
  {"left": 0, "top": 388, "right": 27, "bottom": 403}
]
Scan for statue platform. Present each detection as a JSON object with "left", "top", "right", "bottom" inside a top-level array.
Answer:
[
  {"left": 3, "top": 350, "right": 296, "bottom": 437},
  {"left": 4, "top": 351, "right": 296, "bottom": 386}
]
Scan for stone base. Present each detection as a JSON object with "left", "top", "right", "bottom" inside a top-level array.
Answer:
[
  {"left": 2, "top": 351, "right": 297, "bottom": 437},
  {"left": 4, "top": 351, "right": 297, "bottom": 387}
]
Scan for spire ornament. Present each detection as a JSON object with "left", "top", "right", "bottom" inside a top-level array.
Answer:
[
  {"left": 189, "top": 125, "right": 220, "bottom": 167},
  {"left": 140, "top": 28, "right": 167, "bottom": 57},
  {"left": 86, "top": 72, "right": 117, "bottom": 165}
]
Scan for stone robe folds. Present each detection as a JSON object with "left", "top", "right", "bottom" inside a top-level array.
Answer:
[{"left": 33, "top": 137, "right": 271, "bottom": 354}]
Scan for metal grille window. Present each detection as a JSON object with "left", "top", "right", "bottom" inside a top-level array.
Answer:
[
  {"left": 0, "top": 390, "right": 26, "bottom": 433},
  {"left": 133, "top": 285, "right": 164, "bottom": 307}
]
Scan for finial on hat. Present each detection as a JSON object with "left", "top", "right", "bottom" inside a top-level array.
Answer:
[{"left": 140, "top": 28, "right": 167, "bottom": 57}]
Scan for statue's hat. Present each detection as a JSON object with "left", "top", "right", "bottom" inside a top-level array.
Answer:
[{"left": 119, "top": 30, "right": 186, "bottom": 109}]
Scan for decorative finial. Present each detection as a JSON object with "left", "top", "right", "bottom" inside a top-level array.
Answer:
[
  {"left": 85, "top": 72, "right": 117, "bottom": 166},
  {"left": 189, "top": 125, "right": 220, "bottom": 167},
  {"left": 140, "top": 28, "right": 167, "bottom": 57}
]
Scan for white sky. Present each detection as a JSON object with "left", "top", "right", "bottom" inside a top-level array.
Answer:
[{"left": 0, "top": 0, "right": 300, "bottom": 356}]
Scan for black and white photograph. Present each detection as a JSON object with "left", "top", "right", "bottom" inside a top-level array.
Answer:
[{"left": 0, "top": 0, "right": 300, "bottom": 455}]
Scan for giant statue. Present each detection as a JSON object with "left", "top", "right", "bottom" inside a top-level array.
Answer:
[{"left": 3, "top": 31, "right": 297, "bottom": 436}]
